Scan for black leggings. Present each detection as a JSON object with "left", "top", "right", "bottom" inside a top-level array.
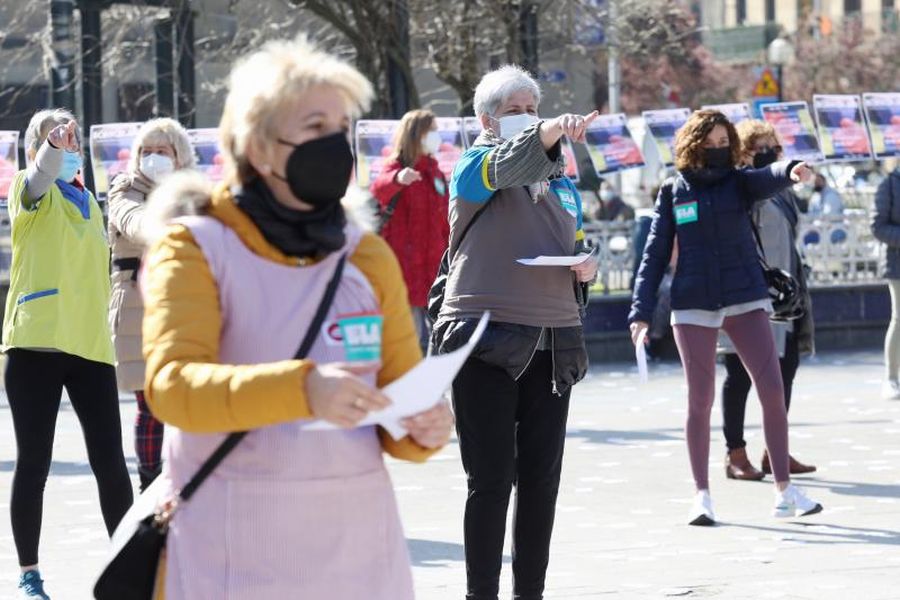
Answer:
[
  {"left": 5, "top": 349, "right": 133, "bottom": 566},
  {"left": 721, "top": 333, "right": 800, "bottom": 451}
]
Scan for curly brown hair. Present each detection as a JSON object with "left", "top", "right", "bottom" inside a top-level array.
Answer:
[{"left": 674, "top": 109, "right": 741, "bottom": 171}]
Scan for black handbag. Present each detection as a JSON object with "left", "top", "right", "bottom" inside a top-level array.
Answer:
[
  {"left": 427, "top": 204, "right": 488, "bottom": 322},
  {"left": 93, "top": 253, "right": 347, "bottom": 600},
  {"left": 748, "top": 214, "right": 805, "bottom": 322}
]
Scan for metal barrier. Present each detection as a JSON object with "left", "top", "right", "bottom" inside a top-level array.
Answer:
[{"left": 584, "top": 198, "right": 886, "bottom": 295}]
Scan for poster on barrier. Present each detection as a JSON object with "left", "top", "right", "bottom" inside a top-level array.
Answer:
[
  {"left": 462, "top": 117, "right": 482, "bottom": 148},
  {"left": 433, "top": 117, "right": 465, "bottom": 180},
  {"left": 561, "top": 137, "right": 580, "bottom": 183},
  {"left": 862, "top": 92, "right": 900, "bottom": 160},
  {"left": 702, "top": 103, "right": 751, "bottom": 125},
  {"left": 187, "top": 128, "right": 225, "bottom": 183},
  {"left": 642, "top": 108, "right": 690, "bottom": 166},
  {"left": 812, "top": 94, "right": 872, "bottom": 161},
  {"left": 584, "top": 113, "right": 644, "bottom": 175},
  {"left": 760, "top": 102, "right": 824, "bottom": 162},
  {"left": 89, "top": 122, "right": 141, "bottom": 202},
  {"left": 355, "top": 120, "right": 399, "bottom": 188},
  {"left": 0, "top": 131, "right": 20, "bottom": 205}
]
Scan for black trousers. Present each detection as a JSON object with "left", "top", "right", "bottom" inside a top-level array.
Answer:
[
  {"left": 5, "top": 349, "right": 134, "bottom": 566},
  {"left": 721, "top": 332, "right": 800, "bottom": 451},
  {"left": 452, "top": 351, "right": 570, "bottom": 600}
]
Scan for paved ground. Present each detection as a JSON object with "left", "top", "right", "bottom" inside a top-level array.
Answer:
[{"left": 0, "top": 349, "right": 898, "bottom": 599}]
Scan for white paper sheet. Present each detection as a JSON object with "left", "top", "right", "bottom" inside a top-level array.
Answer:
[
  {"left": 305, "top": 312, "right": 490, "bottom": 439},
  {"left": 516, "top": 253, "right": 594, "bottom": 267},
  {"left": 635, "top": 328, "right": 649, "bottom": 383}
]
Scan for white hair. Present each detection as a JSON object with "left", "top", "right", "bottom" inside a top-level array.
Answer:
[
  {"left": 24, "top": 108, "right": 79, "bottom": 161},
  {"left": 472, "top": 65, "right": 541, "bottom": 118},
  {"left": 128, "top": 117, "right": 196, "bottom": 173}
]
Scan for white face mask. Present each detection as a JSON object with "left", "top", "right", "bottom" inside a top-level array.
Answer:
[
  {"left": 493, "top": 113, "right": 539, "bottom": 140},
  {"left": 600, "top": 189, "right": 615, "bottom": 202},
  {"left": 423, "top": 131, "right": 442, "bottom": 155},
  {"left": 140, "top": 153, "right": 175, "bottom": 182}
]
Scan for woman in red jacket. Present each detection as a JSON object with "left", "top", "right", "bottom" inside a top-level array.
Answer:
[{"left": 371, "top": 109, "right": 450, "bottom": 349}]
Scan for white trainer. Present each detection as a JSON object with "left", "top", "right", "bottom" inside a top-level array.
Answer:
[
  {"left": 688, "top": 490, "right": 715, "bottom": 526},
  {"left": 773, "top": 484, "right": 823, "bottom": 518},
  {"left": 881, "top": 379, "right": 900, "bottom": 400}
]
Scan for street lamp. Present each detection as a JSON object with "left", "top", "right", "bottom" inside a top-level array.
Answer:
[{"left": 767, "top": 37, "right": 795, "bottom": 103}]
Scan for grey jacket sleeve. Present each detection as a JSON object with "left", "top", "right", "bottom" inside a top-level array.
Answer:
[
  {"left": 24, "top": 141, "right": 63, "bottom": 208},
  {"left": 872, "top": 174, "right": 900, "bottom": 247},
  {"left": 486, "top": 122, "right": 564, "bottom": 190}
]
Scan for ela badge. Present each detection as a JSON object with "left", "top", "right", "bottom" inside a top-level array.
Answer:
[
  {"left": 556, "top": 188, "right": 578, "bottom": 218},
  {"left": 337, "top": 313, "right": 383, "bottom": 362},
  {"left": 674, "top": 201, "right": 698, "bottom": 225},
  {"left": 434, "top": 177, "right": 446, "bottom": 196}
]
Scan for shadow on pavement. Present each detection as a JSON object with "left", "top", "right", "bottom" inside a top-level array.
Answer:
[
  {"left": 566, "top": 427, "right": 683, "bottom": 444},
  {"left": 0, "top": 457, "right": 140, "bottom": 476},
  {"left": 725, "top": 521, "right": 900, "bottom": 547},
  {"left": 790, "top": 478, "right": 900, "bottom": 499},
  {"left": 407, "top": 538, "right": 511, "bottom": 568}
]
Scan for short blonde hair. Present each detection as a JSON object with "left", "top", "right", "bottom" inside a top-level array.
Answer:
[
  {"left": 128, "top": 118, "right": 196, "bottom": 173},
  {"left": 735, "top": 119, "right": 781, "bottom": 165},
  {"left": 220, "top": 37, "right": 374, "bottom": 184},
  {"left": 24, "top": 108, "right": 79, "bottom": 161}
]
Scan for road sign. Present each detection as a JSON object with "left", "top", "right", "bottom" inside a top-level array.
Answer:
[{"left": 753, "top": 67, "right": 780, "bottom": 98}]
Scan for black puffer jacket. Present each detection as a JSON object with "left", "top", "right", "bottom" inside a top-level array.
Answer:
[{"left": 431, "top": 318, "right": 587, "bottom": 396}]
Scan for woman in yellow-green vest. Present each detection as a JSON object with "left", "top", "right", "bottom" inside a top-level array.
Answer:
[{"left": 1, "top": 109, "right": 133, "bottom": 600}]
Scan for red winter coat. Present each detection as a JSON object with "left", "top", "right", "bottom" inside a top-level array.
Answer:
[{"left": 370, "top": 155, "right": 450, "bottom": 307}]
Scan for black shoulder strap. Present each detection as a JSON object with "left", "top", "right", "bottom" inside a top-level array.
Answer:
[
  {"left": 178, "top": 253, "right": 347, "bottom": 502},
  {"left": 450, "top": 202, "right": 489, "bottom": 260},
  {"left": 377, "top": 193, "right": 403, "bottom": 234}
]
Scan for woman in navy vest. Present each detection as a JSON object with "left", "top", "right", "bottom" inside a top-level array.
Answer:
[{"left": 629, "top": 110, "right": 821, "bottom": 526}]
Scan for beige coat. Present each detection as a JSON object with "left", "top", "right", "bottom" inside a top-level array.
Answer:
[{"left": 108, "top": 172, "right": 154, "bottom": 391}]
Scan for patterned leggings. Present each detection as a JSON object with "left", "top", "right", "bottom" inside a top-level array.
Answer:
[{"left": 134, "top": 390, "right": 164, "bottom": 491}]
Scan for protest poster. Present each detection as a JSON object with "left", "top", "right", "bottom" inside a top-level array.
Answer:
[
  {"left": 642, "top": 108, "right": 690, "bottom": 166},
  {"left": 462, "top": 117, "right": 482, "bottom": 148},
  {"left": 862, "top": 92, "right": 900, "bottom": 160},
  {"left": 0, "top": 131, "right": 20, "bottom": 205},
  {"left": 760, "top": 102, "right": 824, "bottom": 162},
  {"left": 702, "top": 103, "right": 752, "bottom": 125},
  {"left": 89, "top": 122, "right": 141, "bottom": 201},
  {"left": 812, "top": 94, "right": 872, "bottom": 161},
  {"left": 355, "top": 120, "right": 399, "bottom": 188},
  {"left": 584, "top": 113, "right": 645, "bottom": 174},
  {"left": 187, "top": 128, "right": 225, "bottom": 183},
  {"left": 561, "top": 137, "right": 580, "bottom": 182},
  {"left": 433, "top": 117, "right": 465, "bottom": 180}
]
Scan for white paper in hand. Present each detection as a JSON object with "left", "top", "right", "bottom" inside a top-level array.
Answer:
[
  {"left": 635, "top": 327, "right": 649, "bottom": 383},
  {"left": 516, "top": 253, "right": 594, "bottom": 267},
  {"left": 305, "top": 312, "right": 490, "bottom": 439}
]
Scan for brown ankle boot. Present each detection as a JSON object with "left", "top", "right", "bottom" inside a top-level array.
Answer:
[
  {"left": 789, "top": 455, "right": 817, "bottom": 474},
  {"left": 761, "top": 450, "right": 816, "bottom": 475},
  {"left": 725, "top": 448, "right": 765, "bottom": 481}
]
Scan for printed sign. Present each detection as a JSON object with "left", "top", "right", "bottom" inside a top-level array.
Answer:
[
  {"left": 433, "top": 117, "right": 465, "bottom": 181},
  {"left": 338, "top": 313, "right": 383, "bottom": 362},
  {"left": 187, "top": 128, "right": 225, "bottom": 183},
  {"left": 462, "top": 117, "right": 482, "bottom": 148},
  {"left": 753, "top": 67, "right": 780, "bottom": 98},
  {"left": 702, "top": 103, "right": 752, "bottom": 125},
  {"left": 0, "top": 131, "right": 20, "bottom": 205},
  {"left": 355, "top": 120, "right": 400, "bottom": 189},
  {"left": 89, "top": 122, "right": 141, "bottom": 202},
  {"left": 642, "top": 108, "right": 690, "bottom": 166},
  {"left": 560, "top": 137, "right": 580, "bottom": 183},
  {"left": 760, "top": 102, "right": 824, "bottom": 163},
  {"left": 862, "top": 92, "right": 900, "bottom": 160},
  {"left": 583, "top": 113, "right": 644, "bottom": 175},
  {"left": 812, "top": 95, "right": 872, "bottom": 162}
]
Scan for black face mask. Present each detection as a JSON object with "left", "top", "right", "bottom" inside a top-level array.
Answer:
[
  {"left": 273, "top": 132, "right": 354, "bottom": 208},
  {"left": 703, "top": 147, "right": 732, "bottom": 169},
  {"left": 753, "top": 148, "right": 778, "bottom": 169}
]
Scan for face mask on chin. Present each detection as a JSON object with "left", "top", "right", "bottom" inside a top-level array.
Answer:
[{"left": 492, "top": 113, "right": 539, "bottom": 140}]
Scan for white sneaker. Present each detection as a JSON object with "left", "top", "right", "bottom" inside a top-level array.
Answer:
[
  {"left": 688, "top": 490, "right": 715, "bottom": 526},
  {"left": 773, "top": 484, "right": 823, "bottom": 518},
  {"left": 881, "top": 379, "right": 900, "bottom": 400}
]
